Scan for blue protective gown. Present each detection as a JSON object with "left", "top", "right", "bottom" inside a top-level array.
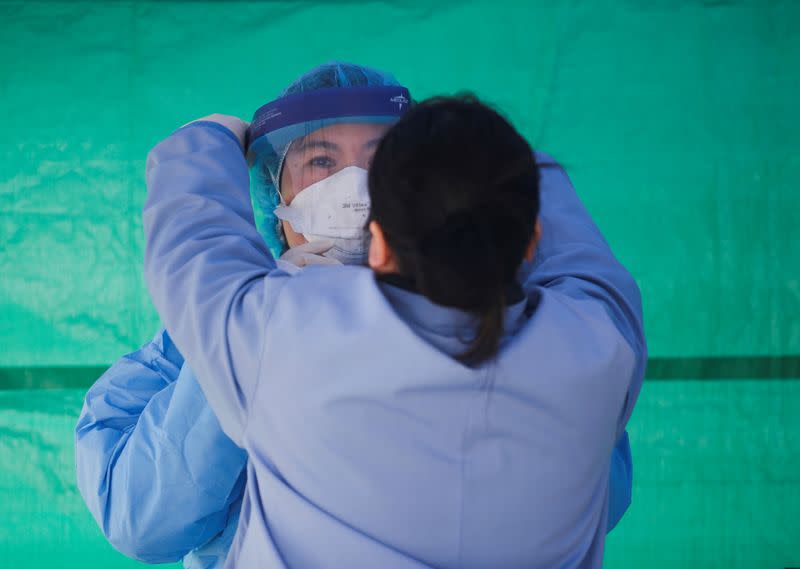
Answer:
[
  {"left": 77, "top": 121, "right": 644, "bottom": 568},
  {"left": 75, "top": 330, "right": 246, "bottom": 568},
  {"left": 76, "top": 337, "right": 633, "bottom": 569}
]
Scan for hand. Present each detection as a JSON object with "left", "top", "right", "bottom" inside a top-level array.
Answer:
[
  {"left": 278, "top": 240, "right": 343, "bottom": 270},
  {"left": 186, "top": 114, "right": 249, "bottom": 149}
]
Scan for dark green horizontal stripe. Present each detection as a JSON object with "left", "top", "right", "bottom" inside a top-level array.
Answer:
[
  {"left": 0, "top": 356, "right": 799, "bottom": 390},
  {"left": 0, "top": 366, "right": 109, "bottom": 390},
  {"left": 645, "top": 356, "right": 800, "bottom": 380}
]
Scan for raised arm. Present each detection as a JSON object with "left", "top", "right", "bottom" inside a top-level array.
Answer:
[
  {"left": 524, "top": 153, "right": 647, "bottom": 430},
  {"left": 143, "top": 119, "right": 289, "bottom": 444},
  {"left": 75, "top": 329, "right": 246, "bottom": 563}
]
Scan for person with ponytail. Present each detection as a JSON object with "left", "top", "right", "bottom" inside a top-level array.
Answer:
[
  {"left": 142, "top": 94, "right": 646, "bottom": 568},
  {"left": 367, "top": 95, "right": 542, "bottom": 368}
]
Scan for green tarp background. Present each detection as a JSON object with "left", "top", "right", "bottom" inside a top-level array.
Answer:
[{"left": 0, "top": 1, "right": 797, "bottom": 567}]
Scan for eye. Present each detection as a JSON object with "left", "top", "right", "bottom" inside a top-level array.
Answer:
[{"left": 308, "top": 155, "right": 335, "bottom": 169}]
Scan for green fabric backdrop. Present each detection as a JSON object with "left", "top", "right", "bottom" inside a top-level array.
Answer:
[{"left": 0, "top": 1, "right": 797, "bottom": 567}]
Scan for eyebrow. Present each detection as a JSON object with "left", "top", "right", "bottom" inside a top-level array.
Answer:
[
  {"left": 290, "top": 136, "right": 385, "bottom": 155},
  {"left": 291, "top": 138, "right": 341, "bottom": 154}
]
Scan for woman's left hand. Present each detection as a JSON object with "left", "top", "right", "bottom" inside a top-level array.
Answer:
[{"left": 187, "top": 114, "right": 249, "bottom": 149}]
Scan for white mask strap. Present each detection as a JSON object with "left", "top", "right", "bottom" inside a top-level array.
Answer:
[
  {"left": 275, "top": 140, "right": 294, "bottom": 206},
  {"left": 273, "top": 204, "right": 306, "bottom": 234}
]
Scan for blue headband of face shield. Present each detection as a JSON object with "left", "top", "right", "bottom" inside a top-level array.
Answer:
[
  {"left": 247, "top": 86, "right": 411, "bottom": 144},
  {"left": 245, "top": 85, "right": 412, "bottom": 258}
]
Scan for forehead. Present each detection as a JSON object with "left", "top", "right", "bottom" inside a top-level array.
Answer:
[{"left": 290, "top": 122, "right": 391, "bottom": 153}]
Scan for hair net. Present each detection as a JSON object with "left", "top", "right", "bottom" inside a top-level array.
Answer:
[{"left": 246, "top": 62, "right": 411, "bottom": 258}]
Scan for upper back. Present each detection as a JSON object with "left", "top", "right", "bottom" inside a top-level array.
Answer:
[{"left": 244, "top": 266, "right": 635, "bottom": 568}]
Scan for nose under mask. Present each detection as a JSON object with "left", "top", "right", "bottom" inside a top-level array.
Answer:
[{"left": 274, "top": 166, "right": 371, "bottom": 265}]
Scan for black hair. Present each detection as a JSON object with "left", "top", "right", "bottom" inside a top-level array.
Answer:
[{"left": 368, "top": 94, "right": 540, "bottom": 367}]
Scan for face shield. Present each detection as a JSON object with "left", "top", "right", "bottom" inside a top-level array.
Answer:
[{"left": 246, "top": 84, "right": 412, "bottom": 264}]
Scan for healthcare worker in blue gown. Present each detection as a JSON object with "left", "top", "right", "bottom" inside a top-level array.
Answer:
[
  {"left": 143, "top": 96, "right": 646, "bottom": 568},
  {"left": 75, "top": 64, "right": 637, "bottom": 569}
]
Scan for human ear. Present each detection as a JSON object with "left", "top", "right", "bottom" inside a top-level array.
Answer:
[
  {"left": 525, "top": 219, "right": 542, "bottom": 262},
  {"left": 368, "top": 221, "right": 398, "bottom": 274}
]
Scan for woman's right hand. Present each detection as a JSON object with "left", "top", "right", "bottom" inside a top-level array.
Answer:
[{"left": 276, "top": 240, "right": 342, "bottom": 273}]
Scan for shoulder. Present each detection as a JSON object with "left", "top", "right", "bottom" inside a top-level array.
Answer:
[
  {"left": 522, "top": 287, "right": 637, "bottom": 379},
  {"left": 277, "top": 265, "right": 377, "bottom": 302},
  {"left": 265, "top": 266, "right": 388, "bottom": 330}
]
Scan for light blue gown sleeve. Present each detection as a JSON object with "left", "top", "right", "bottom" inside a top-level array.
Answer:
[
  {"left": 523, "top": 154, "right": 647, "bottom": 435},
  {"left": 74, "top": 328, "right": 247, "bottom": 564},
  {"left": 143, "top": 122, "right": 288, "bottom": 446},
  {"left": 523, "top": 156, "right": 643, "bottom": 532}
]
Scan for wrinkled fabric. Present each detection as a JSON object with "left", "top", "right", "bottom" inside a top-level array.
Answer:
[
  {"left": 142, "top": 123, "right": 645, "bottom": 568},
  {"left": 74, "top": 329, "right": 246, "bottom": 567},
  {"left": 75, "top": 280, "right": 631, "bottom": 569},
  {"left": 74, "top": 332, "right": 631, "bottom": 568}
]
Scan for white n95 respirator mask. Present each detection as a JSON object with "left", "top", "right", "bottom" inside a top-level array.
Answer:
[{"left": 273, "top": 166, "right": 371, "bottom": 265}]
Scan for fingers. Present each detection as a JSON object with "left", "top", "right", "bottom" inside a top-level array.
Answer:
[
  {"left": 278, "top": 240, "right": 342, "bottom": 268},
  {"left": 185, "top": 114, "right": 249, "bottom": 148},
  {"left": 297, "top": 254, "right": 341, "bottom": 267},
  {"left": 291, "top": 239, "right": 336, "bottom": 255}
]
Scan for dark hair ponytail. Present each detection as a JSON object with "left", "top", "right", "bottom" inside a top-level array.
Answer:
[{"left": 369, "top": 95, "right": 540, "bottom": 366}]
